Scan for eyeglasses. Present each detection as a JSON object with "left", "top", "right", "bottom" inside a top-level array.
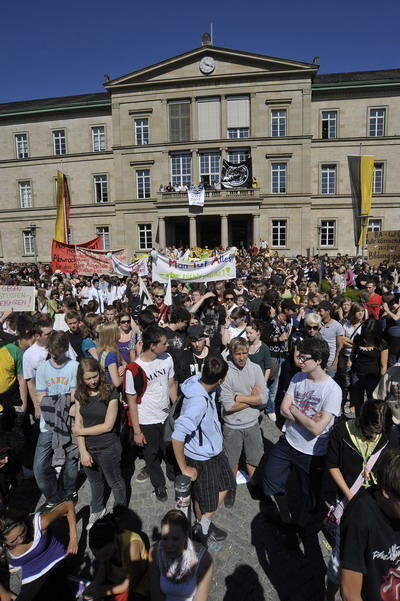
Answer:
[
  {"left": 120, "top": 320, "right": 130, "bottom": 324},
  {"left": 225, "top": 297, "right": 234, "bottom": 301},
  {"left": 297, "top": 354, "right": 314, "bottom": 363},
  {"left": 154, "top": 295, "right": 165, "bottom": 299},
  {"left": 306, "top": 325, "right": 319, "bottom": 330}
]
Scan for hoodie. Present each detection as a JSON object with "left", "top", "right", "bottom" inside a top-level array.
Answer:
[
  {"left": 220, "top": 358, "right": 266, "bottom": 429},
  {"left": 171, "top": 375, "right": 223, "bottom": 461}
]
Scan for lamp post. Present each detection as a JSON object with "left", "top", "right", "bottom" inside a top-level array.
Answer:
[
  {"left": 316, "top": 224, "right": 322, "bottom": 257},
  {"left": 29, "top": 223, "right": 37, "bottom": 263}
]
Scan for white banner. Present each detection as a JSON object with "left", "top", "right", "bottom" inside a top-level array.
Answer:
[
  {"left": 188, "top": 187, "right": 205, "bottom": 206},
  {"left": 151, "top": 250, "right": 236, "bottom": 283},
  {"left": 111, "top": 255, "right": 148, "bottom": 277},
  {"left": 0, "top": 286, "right": 35, "bottom": 312}
]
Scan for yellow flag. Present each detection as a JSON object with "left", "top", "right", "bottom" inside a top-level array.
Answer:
[
  {"left": 358, "top": 156, "right": 374, "bottom": 246},
  {"left": 54, "top": 171, "right": 68, "bottom": 243}
]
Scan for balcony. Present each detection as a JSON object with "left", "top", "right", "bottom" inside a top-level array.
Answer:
[{"left": 156, "top": 187, "right": 260, "bottom": 207}]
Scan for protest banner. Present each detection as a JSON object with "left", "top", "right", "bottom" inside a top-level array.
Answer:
[
  {"left": 111, "top": 255, "right": 149, "bottom": 277},
  {"left": 151, "top": 249, "right": 236, "bottom": 283},
  {"left": 75, "top": 248, "right": 127, "bottom": 275},
  {"left": 188, "top": 187, "right": 205, "bottom": 206},
  {"left": 367, "top": 230, "right": 400, "bottom": 267},
  {"left": 51, "top": 237, "right": 102, "bottom": 272},
  {"left": 0, "top": 286, "right": 35, "bottom": 312}
]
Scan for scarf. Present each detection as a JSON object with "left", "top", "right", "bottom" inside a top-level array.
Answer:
[{"left": 158, "top": 538, "right": 202, "bottom": 582}]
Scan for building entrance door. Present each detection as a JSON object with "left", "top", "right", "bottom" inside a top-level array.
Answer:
[
  {"left": 229, "top": 215, "right": 252, "bottom": 249},
  {"left": 165, "top": 217, "right": 189, "bottom": 248},
  {"left": 197, "top": 216, "right": 221, "bottom": 248}
]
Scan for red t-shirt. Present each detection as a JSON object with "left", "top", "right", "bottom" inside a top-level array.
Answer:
[{"left": 366, "top": 293, "right": 383, "bottom": 319}]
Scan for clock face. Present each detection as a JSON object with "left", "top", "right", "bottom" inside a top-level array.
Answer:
[{"left": 199, "top": 56, "right": 215, "bottom": 74}]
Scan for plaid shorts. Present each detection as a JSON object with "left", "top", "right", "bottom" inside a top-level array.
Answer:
[{"left": 186, "top": 452, "right": 236, "bottom": 513}]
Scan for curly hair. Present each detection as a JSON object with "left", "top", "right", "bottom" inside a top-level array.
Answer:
[{"left": 75, "top": 358, "right": 114, "bottom": 406}]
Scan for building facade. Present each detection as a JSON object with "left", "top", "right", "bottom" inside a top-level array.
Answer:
[{"left": 0, "top": 43, "right": 399, "bottom": 262}]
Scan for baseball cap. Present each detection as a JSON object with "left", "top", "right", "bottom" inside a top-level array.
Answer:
[{"left": 187, "top": 325, "right": 206, "bottom": 339}]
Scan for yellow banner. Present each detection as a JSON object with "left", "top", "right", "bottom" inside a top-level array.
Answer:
[
  {"left": 54, "top": 171, "right": 67, "bottom": 243},
  {"left": 358, "top": 156, "right": 374, "bottom": 246}
]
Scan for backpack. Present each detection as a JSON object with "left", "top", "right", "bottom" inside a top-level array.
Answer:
[
  {"left": 163, "top": 395, "right": 208, "bottom": 445},
  {"left": 123, "top": 362, "right": 148, "bottom": 428}
]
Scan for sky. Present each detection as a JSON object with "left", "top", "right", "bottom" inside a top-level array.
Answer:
[{"left": 2, "top": 0, "right": 400, "bottom": 103}]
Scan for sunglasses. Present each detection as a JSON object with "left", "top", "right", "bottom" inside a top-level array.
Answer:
[
  {"left": 154, "top": 295, "right": 165, "bottom": 299},
  {"left": 306, "top": 325, "right": 319, "bottom": 330},
  {"left": 120, "top": 320, "right": 130, "bottom": 324},
  {"left": 225, "top": 297, "right": 234, "bottom": 301}
]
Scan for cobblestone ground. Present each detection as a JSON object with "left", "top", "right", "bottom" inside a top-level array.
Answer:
[{"left": 10, "top": 417, "right": 331, "bottom": 600}]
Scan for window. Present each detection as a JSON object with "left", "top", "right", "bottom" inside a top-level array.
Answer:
[
  {"left": 228, "top": 149, "right": 249, "bottom": 164},
  {"left": 22, "top": 230, "right": 35, "bottom": 255},
  {"left": 227, "top": 95, "right": 250, "bottom": 138},
  {"left": 19, "top": 181, "right": 32, "bottom": 208},
  {"left": 136, "top": 170, "right": 151, "bottom": 199},
  {"left": 92, "top": 127, "right": 105, "bottom": 152},
  {"left": 368, "top": 219, "right": 382, "bottom": 232},
  {"left": 271, "top": 109, "right": 287, "bottom": 137},
  {"left": 320, "top": 220, "right": 336, "bottom": 247},
  {"left": 96, "top": 226, "right": 110, "bottom": 250},
  {"left": 138, "top": 224, "right": 152, "bottom": 250},
  {"left": 271, "top": 163, "right": 287, "bottom": 194},
  {"left": 199, "top": 152, "right": 220, "bottom": 186},
  {"left": 53, "top": 130, "right": 66, "bottom": 155},
  {"left": 321, "top": 164, "right": 336, "bottom": 194},
  {"left": 15, "top": 133, "right": 29, "bottom": 159},
  {"left": 321, "top": 111, "right": 337, "bottom": 139},
  {"left": 228, "top": 127, "right": 249, "bottom": 138},
  {"left": 134, "top": 119, "right": 149, "bottom": 145},
  {"left": 271, "top": 220, "right": 287, "bottom": 247},
  {"left": 94, "top": 175, "right": 108, "bottom": 203},
  {"left": 373, "top": 163, "right": 384, "bottom": 194},
  {"left": 197, "top": 97, "right": 220, "bottom": 140},
  {"left": 169, "top": 100, "right": 191, "bottom": 142},
  {"left": 369, "top": 108, "right": 385, "bottom": 137},
  {"left": 171, "top": 153, "right": 192, "bottom": 188}
]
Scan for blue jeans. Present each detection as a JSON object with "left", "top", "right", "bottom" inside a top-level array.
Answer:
[{"left": 33, "top": 430, "right": 79, "bottom": 503}]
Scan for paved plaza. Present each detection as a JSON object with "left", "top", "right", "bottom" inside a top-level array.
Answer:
[{"left": 10, "top": 416, "right": 330, "bottom": 601}]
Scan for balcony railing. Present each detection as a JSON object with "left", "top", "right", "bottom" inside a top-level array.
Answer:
[{"left": 159, "top": 188, "right": 259, "bottom": 201}]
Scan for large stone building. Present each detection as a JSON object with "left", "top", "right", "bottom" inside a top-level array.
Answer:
[{"left": 0, "top": 41, "right": 399, "bottom": 262}]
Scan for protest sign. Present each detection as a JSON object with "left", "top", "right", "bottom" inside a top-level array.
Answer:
[
  {"left": 188, "top": 187, "right": 205, "bottom": 206},
  {"left": 111, "top": 255, "right": 148, "bottom": 277},
  {"left": 75, "top": 248, "right": 127, "bottom": 275},
  {"left": 51, "top": 237, "right": 102, "bottom": 272},
  {"left": 367, "top": 230, "right": 400, "bottom": 267},
  {"left": 151, "top": 250, "right": 236, "bottom": 283},
  {"left": 0, "top": 286, "right": 35, "bottom": 312}
]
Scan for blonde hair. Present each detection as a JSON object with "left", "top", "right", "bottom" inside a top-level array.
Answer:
[
  {"left": 304, "top": 312, "right": 322, "bottom": 326},
  {"left": 97, "top": 322, "right": 120, "bottom": 354},
  {"left": 229, "top": 337, "right": 249, "bottom": 354}
]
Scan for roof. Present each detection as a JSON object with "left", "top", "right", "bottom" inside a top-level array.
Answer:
[
  {"left": 313, "top": 69, "right": 400, "bottom": 86},
  {"left": 0, "top": 92, "right": 110, "bottom": 117}
]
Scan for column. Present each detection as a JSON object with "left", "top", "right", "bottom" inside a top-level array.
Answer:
[
  {"left": 189, "top": 216, "right": 197, "bottom": 248},
  {"left": 158, "top": 217, "right": 166, "bottom": 249},
  {"left": 191, "top": 150, "right": 199, "bottom": 186},
  {"left": 221, "top": 215, "right": 228, "bottom": 248},
  {"left": 253, "top": 214, "right": 260, "bottom": 245}
]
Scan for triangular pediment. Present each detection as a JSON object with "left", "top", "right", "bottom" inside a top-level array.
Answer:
[{"left": 105, "top": 46, "right": 318, "bottom": 90}]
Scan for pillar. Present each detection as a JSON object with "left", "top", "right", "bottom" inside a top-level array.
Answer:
[
  {"left": 253, "top": 214, "right": 260, "bottom": 245},
  {"left": 159, "top": 217, "right": 166, "bottom": 249},
  {"left": 189, "top": 216, "right": 197, "bottom": 248},
  {"left": 221, "top": 215, "right": 228, "bottom": 249}
]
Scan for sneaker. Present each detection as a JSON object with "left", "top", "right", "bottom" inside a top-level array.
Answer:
[
  {"left": 135, "top": 467, "right": 149, "bottom": 483},
  {"left": 153, "top": 486, "right": 168, "bottom": 502},
  {"left": 208, "top": 522, "right": 227, "bottom": 542},
  {"left": 224, "top": 488, "right": 236, "bottom": 509},
  {"left": 86, "top": 508, "right": 106, "bottom": 531},
  {"left": 64, "top": 492, "right": 78, "bottom": 504},
  {"left": 191, "top": 521, "right": 208, "bottom": 546}
]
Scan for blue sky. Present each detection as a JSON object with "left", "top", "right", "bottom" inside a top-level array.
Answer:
[{"left": 2, "top": 0, "right": 400, "bottom": 103}]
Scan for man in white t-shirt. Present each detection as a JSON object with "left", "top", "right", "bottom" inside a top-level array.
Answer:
[
  {"left": 125, "top": 326, "right": 177, "bottom": 502},
  {"left": 23, "top": 315, "right": 54, "bottom": 418},
  {"left": 263, "top": 337, "right": 341, "bottom": 524}
]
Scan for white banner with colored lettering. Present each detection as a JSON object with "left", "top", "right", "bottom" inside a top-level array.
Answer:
[
  {"left": 151, "top": 250, "right": 236, "bottom": 283},
  {"left": 188, "top": 187, "right": 205, "bottom": 206},
  {"left": 0, "top": 286, "right": 35, "bottom": 312},
  {"left": 111, "top": 255, "right": 149, "bottom": 277}
]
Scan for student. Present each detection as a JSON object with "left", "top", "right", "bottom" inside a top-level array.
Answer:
[
  {"left": 73, "top": 359, "right": 127, "bottom": 530},
  {"left": 98, "top": 323, "right": 123, "bottom": 388},
  {"left": 33, "top": 331, "right": 79, "bottom": 510},
  {"left": 0, "top": 501, "right": 77, "bottom": 601}
]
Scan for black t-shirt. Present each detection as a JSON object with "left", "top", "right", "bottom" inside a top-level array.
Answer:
[
  {"left": 68, "top": 330, "right": 84, "bottom": 360},
  {"left": 79, "top": 388, "right": 120, "bottom": 450},
  {"left": 352, "top": 340, "right": 388, "bottom": 376},
  {"left": 175, "top": 348, "right": 222, "bottom": 384},
  {"left": 163, "top": 327, "right": 187, "bottom": 355},
  {"left": 340, "top": 488, "right": 400, "bottom": 601},
  {"left": 198, "top": 304, "right": 226, "bottom": 350}
]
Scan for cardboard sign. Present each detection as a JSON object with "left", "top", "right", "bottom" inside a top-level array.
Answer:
[
  {"left": 0, "top": 286, "right": 35, "bottom": 312},
  {"left": 367, "top": 230, "right": 400, "bottom": 267}
]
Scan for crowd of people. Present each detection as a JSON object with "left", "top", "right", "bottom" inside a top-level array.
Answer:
[{"left": 0, "top": 246, "right": 399, "bottom": 600}]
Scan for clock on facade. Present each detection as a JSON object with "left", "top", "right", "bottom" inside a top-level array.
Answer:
[{"left": 199, "top": 56, "right": 215, "bottom": 74}]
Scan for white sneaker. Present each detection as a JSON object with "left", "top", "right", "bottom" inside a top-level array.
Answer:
[{"left": 86, "top": 508, "right": 106, "bottom": 531}]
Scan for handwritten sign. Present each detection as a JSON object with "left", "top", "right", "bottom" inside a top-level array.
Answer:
[
  {"left": 0, "top": 286, "right": 35, "bottom": 312},
  {"left": 367, "top": 230, "right": 400, "bottom": 267}
]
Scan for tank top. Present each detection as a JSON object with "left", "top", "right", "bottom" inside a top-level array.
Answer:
[
  {"left": 8, "top": 513, "right": 65, "bottom": 584},
  {"left": 157, "top": 543, "right": 205, "bottom": 601}
]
